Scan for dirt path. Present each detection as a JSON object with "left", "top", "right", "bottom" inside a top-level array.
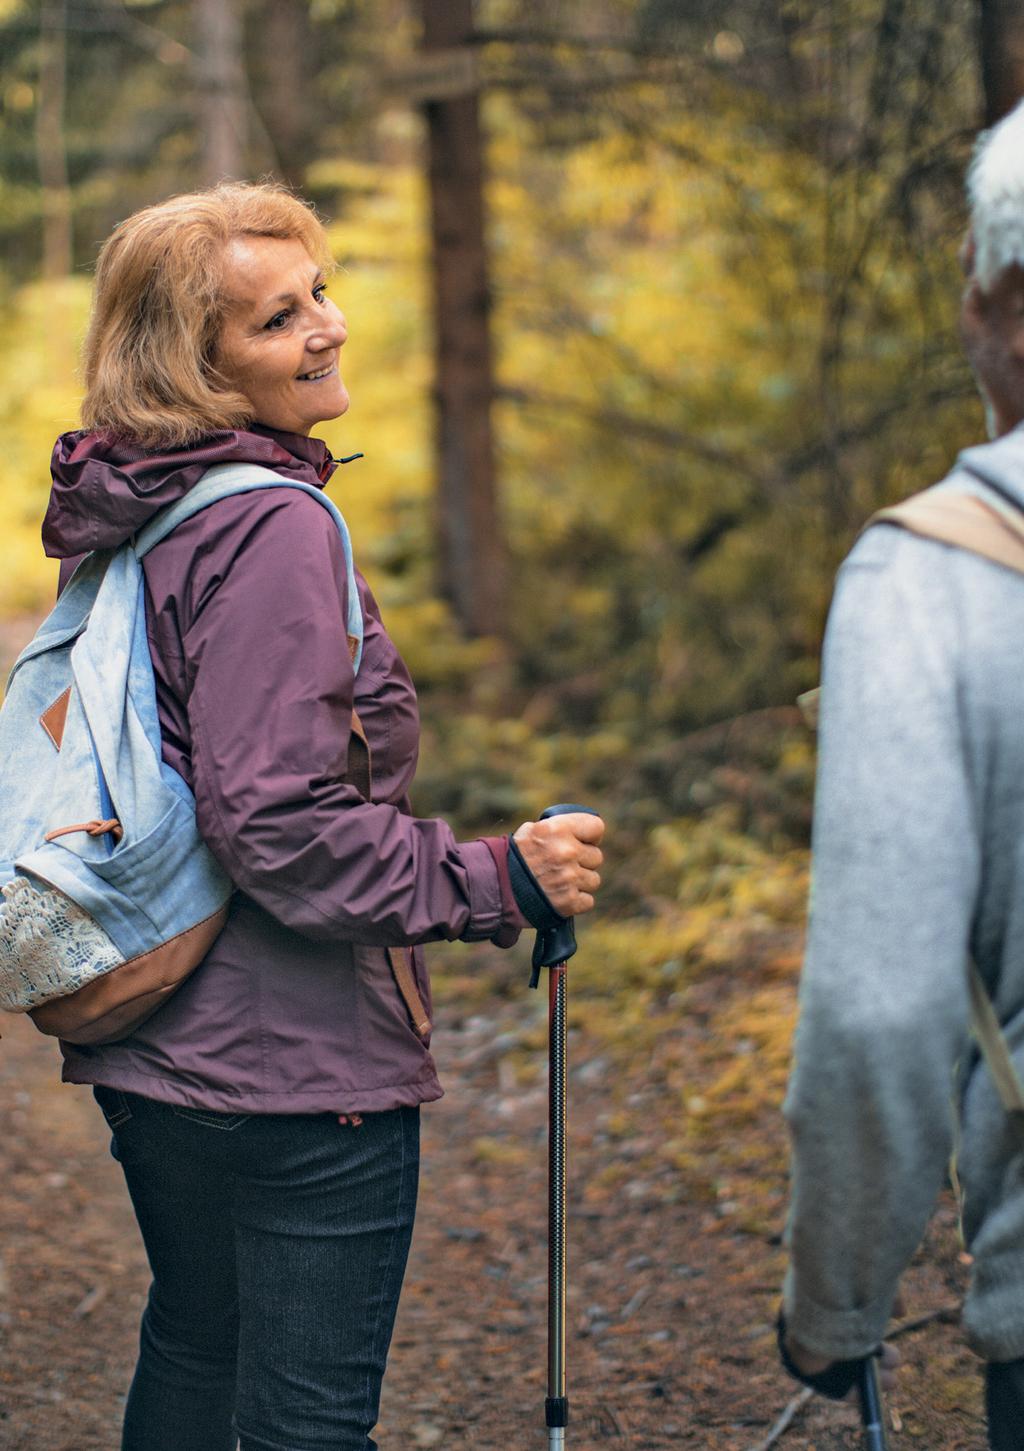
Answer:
[{"left": 0, "top": 967, "right": 987, "bottom": 1451}]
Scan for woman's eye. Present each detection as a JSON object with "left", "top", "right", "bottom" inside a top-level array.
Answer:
[
  {"left": 313, "top": 284, "right": 327, "bottom": 304},
  {"left": 264, "top": 310, "right": 291, "bottom": 331}
]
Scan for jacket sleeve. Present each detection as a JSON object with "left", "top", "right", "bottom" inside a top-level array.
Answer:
[
  {"left": 782, "top": 527, "right": 979, "bottom": 1360},
  {"left": 179, "top": 489, "right": 519, "bottom": 947}
]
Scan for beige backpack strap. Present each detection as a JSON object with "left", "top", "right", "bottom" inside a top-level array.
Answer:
[
  {"left": 869, "top": 489, "right": 1024, "bottom": 577},
  {"left": 797, "top": 491, "right": 1024, "bottom": 731},
  {"left": 969, "top": 962, "right": 1024, "bottom": 1127}
]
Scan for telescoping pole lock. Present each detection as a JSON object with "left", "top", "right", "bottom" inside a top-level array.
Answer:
[{"left": 529, "top": 803, "right": 600, "bottom": 1451}]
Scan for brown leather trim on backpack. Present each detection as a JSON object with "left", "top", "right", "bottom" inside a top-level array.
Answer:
[
  {"left": 44, "top": 818, "right": 124, "bottom": 844},
  {"left": 28, "top": 904, "right": 231, "bottom": 1045},
  {"left": 348, "top": 709, "right": 371, "bottom": 802},
  {"left": 344, "top": 651, "right": 428, "bottom": 1035},
  {"left": 39, "top": 686, "right": 72, "bottom": 751},
  {"left": 386, "top": 946, "right": 432, "bottom": 1039},
  {"left": 346, "top": 635, "right": 373, "bottom": 797}
]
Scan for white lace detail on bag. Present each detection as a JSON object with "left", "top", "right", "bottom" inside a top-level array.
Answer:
[{"left": 0, "top": 876, "right": 124, "bottom": 1012}]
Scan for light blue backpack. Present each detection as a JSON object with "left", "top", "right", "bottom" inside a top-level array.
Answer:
[{"left": 0, "top": 464, "right": 362, "bottom": 1046}]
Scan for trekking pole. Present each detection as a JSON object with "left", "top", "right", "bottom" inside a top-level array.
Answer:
[
  {"left": 859, "top": 1355, "right": 889, "bottom": 1451},
  {"left": 528, "top": 803, "right": 600, "bottom": 1451}
]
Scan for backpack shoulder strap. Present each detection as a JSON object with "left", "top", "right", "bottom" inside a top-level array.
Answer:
[
  {"left": 133, "top": 463, "right": 364, "bottom": 671},
  {"left": 867, "top": 488, "right": 1024, "bottom": 578},
  {"left": 133, "top": 464, "right": 326, "bottom": 553},
  {"left": 969, "top": 960, "right": 1024, "bottom": 1119}
]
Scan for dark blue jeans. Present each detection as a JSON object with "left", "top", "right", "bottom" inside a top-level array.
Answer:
[
  {"left": 94, "top": 1087, "right": 419, "bottom": 1451},
  {"left": 988, "top": 1357, "right": 1024, "bottom": 1450}
]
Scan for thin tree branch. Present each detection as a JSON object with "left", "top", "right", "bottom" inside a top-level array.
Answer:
[
  {"left": 495, "top": 383, "right": 781, "bottom": 494},
  {"left": 889, "top": 1302, "right": 960, "bottom": 1338},
  {"left": 746, "top": 1387, "right": 813, "bottom": 1451},
  {"left": 498, "top": 378, "right": 978, "bottom": 503},
  {"left": 783, "top": 380, "right": 977, "bottom": 478}
]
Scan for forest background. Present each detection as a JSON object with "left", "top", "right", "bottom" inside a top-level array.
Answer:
[
  {"left": 0, "top": 0, "right": 1008, "bottom": 1088},
  {"left": 1, "top": 3, "right": 1022, "bottom": 1445}
]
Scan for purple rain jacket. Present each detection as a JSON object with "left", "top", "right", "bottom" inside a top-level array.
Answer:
[{"left": 44, "top": 425, "right": 524, "bottom": 1114}]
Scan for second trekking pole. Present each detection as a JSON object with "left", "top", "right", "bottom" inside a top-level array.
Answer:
[
  {"left": 528, "top": 803, "right": 599, "bottom": 1451},
  {"left": 859, "top": 1355, "right": 889, "bottom": 1451}
]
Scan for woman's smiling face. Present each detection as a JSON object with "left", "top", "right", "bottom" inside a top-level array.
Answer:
[{"left": 215, "top": 234, "right": 349, "bottom": 436}]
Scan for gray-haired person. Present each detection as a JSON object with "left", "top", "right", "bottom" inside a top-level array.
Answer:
[{"left": 779, "top": 99, "right": 1024, "bottom": 1448}]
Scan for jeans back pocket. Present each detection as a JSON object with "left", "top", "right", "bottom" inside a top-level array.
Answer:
[{"left": 171, "top": 1105, "right": 251, "bottom": 1131}]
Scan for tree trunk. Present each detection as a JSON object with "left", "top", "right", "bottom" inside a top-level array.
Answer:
[
  {"left": 37, "top": 0, "right": 72, "bottom": 279},
  {"left": 195, "top": 0, "right": 248, "bottom": 183},
  {"left": 251, "top": 0, "right": 313, "bottom": 189},
  {"left": 422, "top": 0, "right": 506, "bottom": 638},
  {"left": 979, "top": 0, "right": 1024, "bottom": 124}
]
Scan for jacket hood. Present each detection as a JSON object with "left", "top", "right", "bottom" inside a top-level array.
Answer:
[
  {"left": 957, "top": 423, "right": 1024, "bottom": 512},
  {"left": 43, "top": 425, "right": 341, "bottom": 560}
]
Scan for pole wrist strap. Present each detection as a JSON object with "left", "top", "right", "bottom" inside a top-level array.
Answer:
[{"left": 507, "top": 835, "right": 566, "bottom": 932}]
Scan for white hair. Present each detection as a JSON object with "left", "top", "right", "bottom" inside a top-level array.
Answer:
[{"left": 968, "top": 99, "right": 1024, "bottom": 292}]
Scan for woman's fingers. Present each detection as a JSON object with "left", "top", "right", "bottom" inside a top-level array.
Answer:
[
  {"left": 878, "top": 1341, "right": 900, "bottom": 1392},
  {"left": 512, "top": 813, "right": 607, "bottom": 917},
  {"left": 840, "top": 1342, "right": 901, "bottom": 1402},
  {"left": 551, "top": 811, "right": 605, "bottom": 844}
]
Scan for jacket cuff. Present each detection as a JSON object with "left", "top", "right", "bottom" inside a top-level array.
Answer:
[
  {"left": 782, "top": 1264, "right": 894, "bottom": 1361},
  {"left": 460, "top": 837, "right": 526, "bottom": 947},
  {"left": 776, "top": 1311, "right": 872, "bottom": 1400}
]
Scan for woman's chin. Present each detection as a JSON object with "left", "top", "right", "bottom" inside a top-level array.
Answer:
[
  {"left": 267, "top": 387, "right": 349, "bottom": 436},
  {"left": 315, "top": 382, "right": 350, "bottom": 425}
]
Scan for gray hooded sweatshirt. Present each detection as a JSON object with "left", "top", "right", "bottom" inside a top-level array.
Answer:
[{"left": 784, "top": 426, "right": 1024, "bottom": 1363}]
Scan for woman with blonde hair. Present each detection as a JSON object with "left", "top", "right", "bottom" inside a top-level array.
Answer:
[{"left": 46, "top": 182, "right": 605, "bottom": 1451}]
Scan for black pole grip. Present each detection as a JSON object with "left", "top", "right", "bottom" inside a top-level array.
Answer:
[{"left": 528, "top": 804, "right": 600, "bottom": 985}]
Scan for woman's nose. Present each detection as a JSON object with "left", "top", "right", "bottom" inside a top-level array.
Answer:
[{"left": 309, "top": 306, "right": 346, "bottom": 351}]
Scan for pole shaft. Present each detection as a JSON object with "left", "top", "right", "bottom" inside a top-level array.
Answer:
[
  {"left": 548, "top": 965, "right": 567, "bottom": 1409},
  {"left": 860, "top": 1357, "right": 889, "bottom": 1451}
]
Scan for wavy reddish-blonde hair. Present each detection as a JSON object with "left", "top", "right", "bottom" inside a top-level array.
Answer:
[{"left": 81, "top": 182, "right": 333, "bottom": 447}]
